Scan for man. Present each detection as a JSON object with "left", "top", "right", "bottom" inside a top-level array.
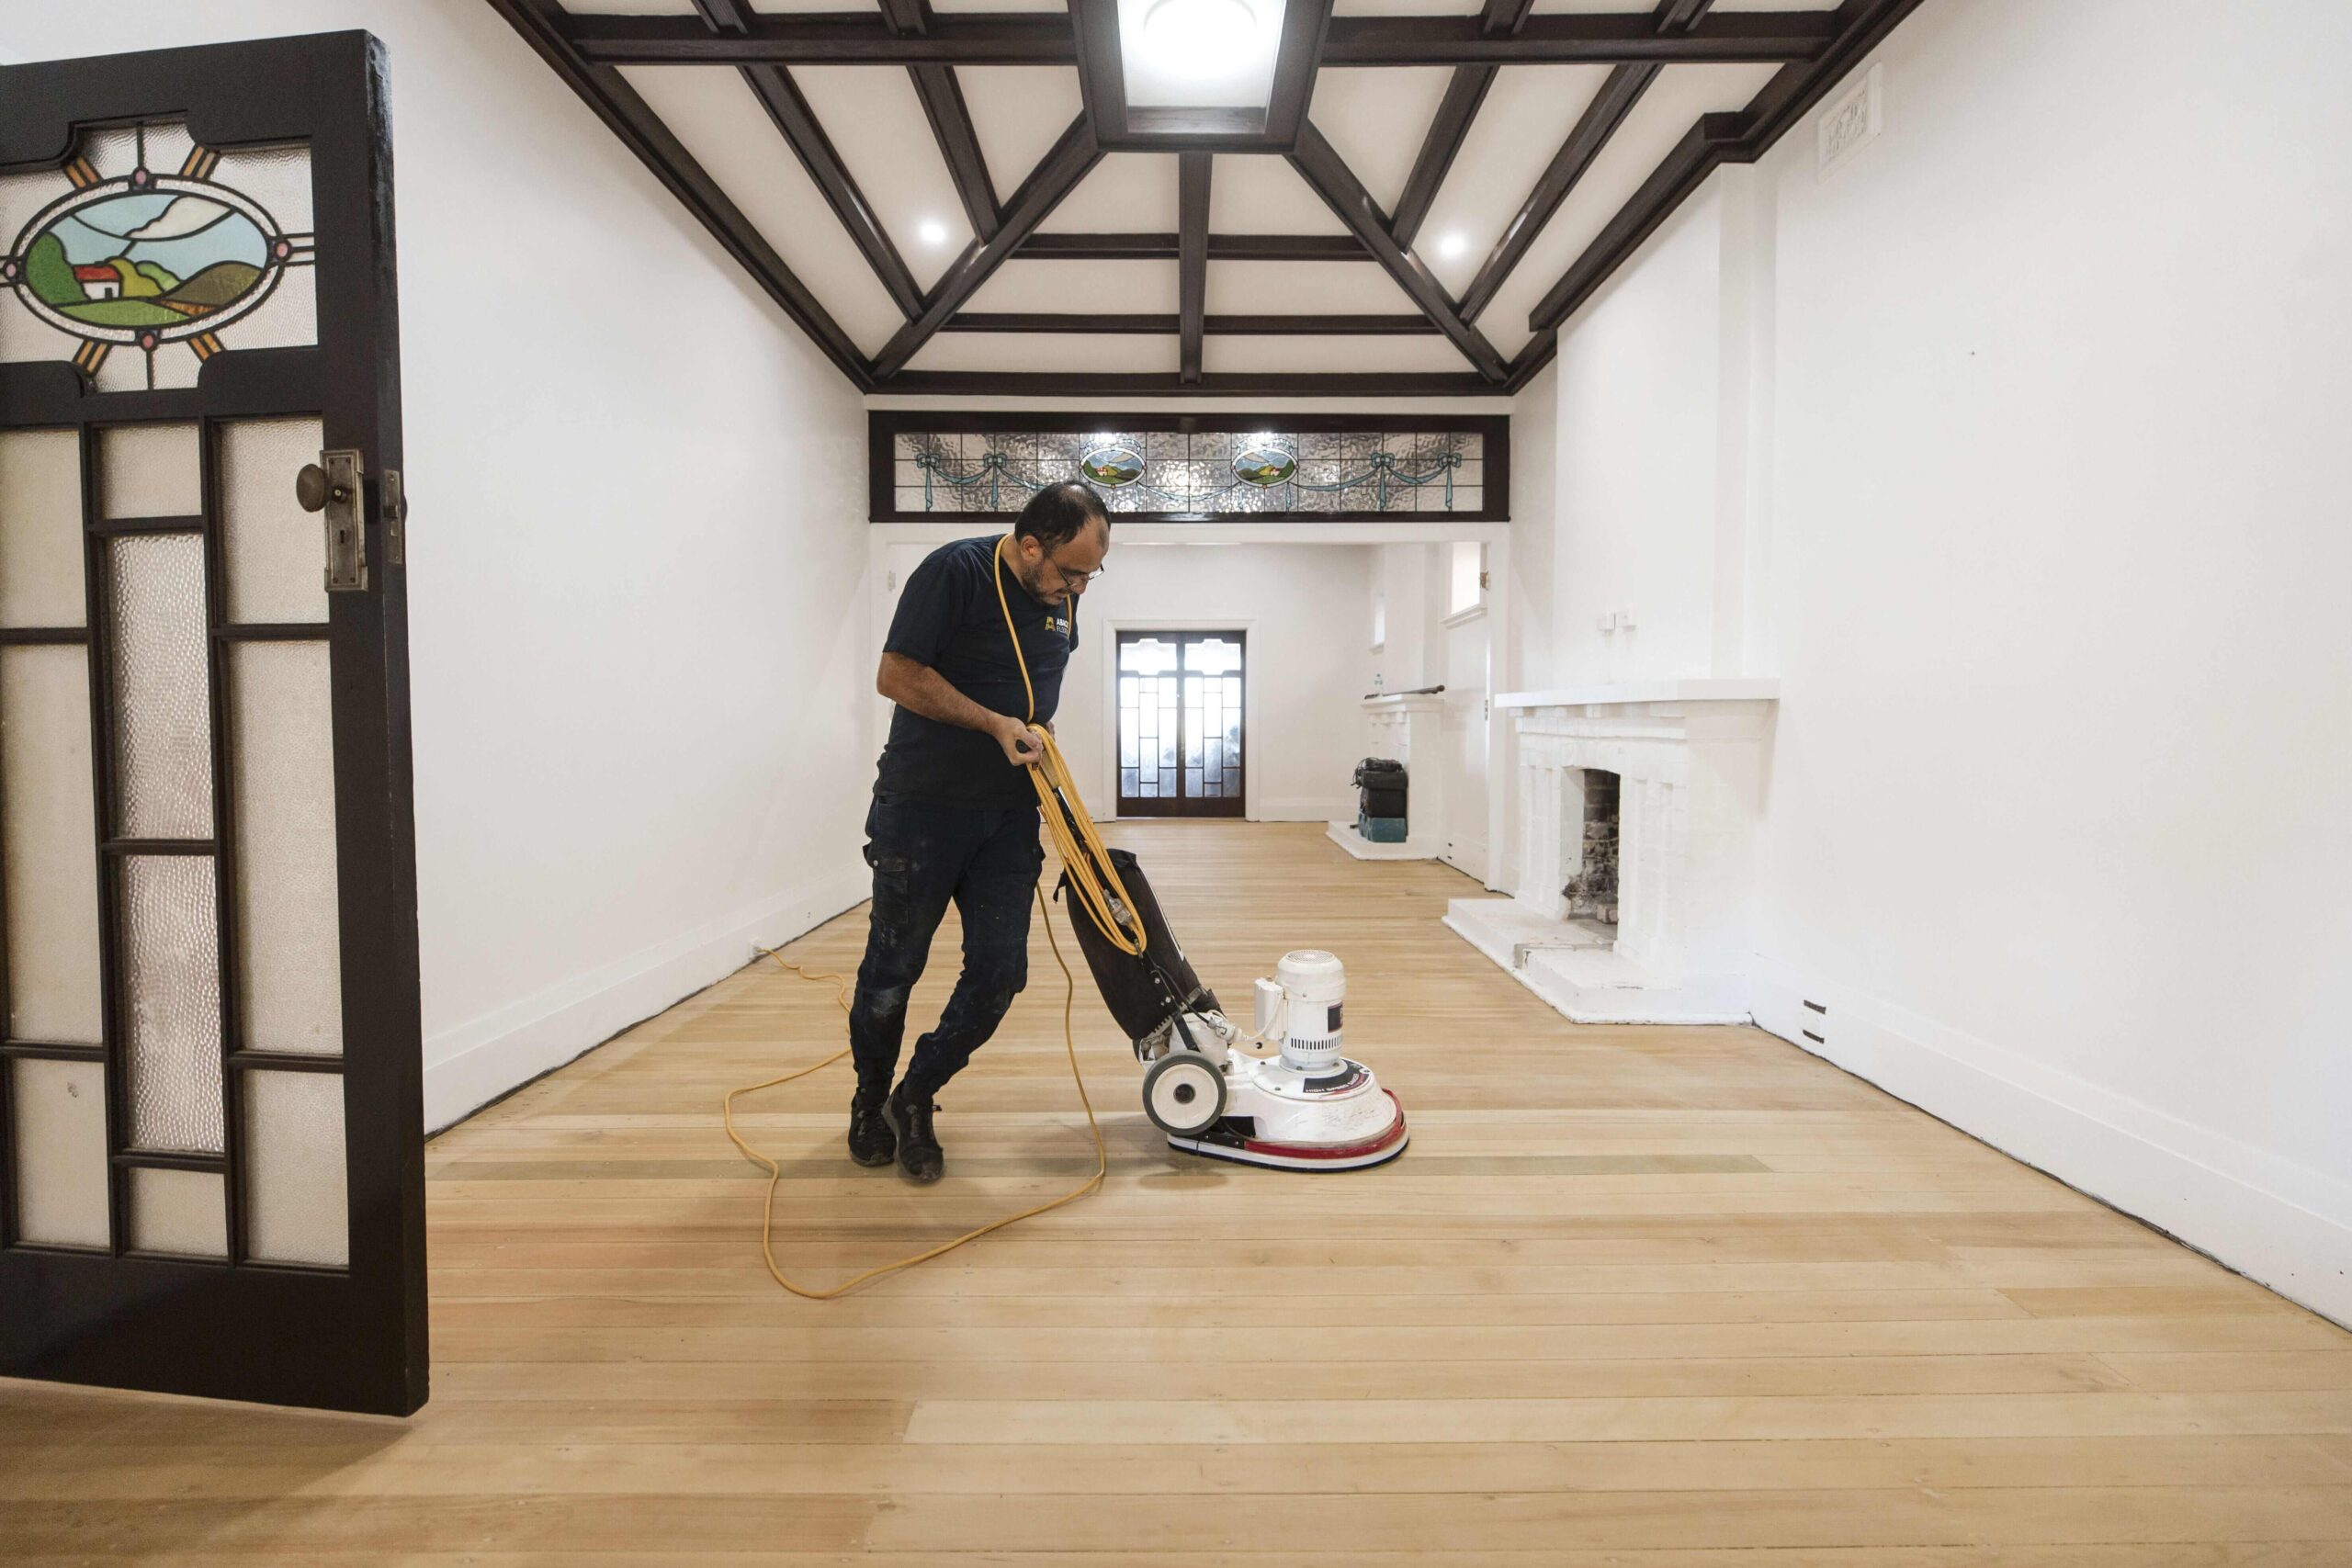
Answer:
[{"left": 850, "top": 481, "right": 1112, "bottom": 1182}]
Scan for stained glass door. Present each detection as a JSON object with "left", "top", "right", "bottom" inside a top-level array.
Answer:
[
  {"left": 1117, "top": 632, "right": 1246, "bottom": 818},
  {"left": 0, "top": 35, "right": 425, "bottom": 1415}
]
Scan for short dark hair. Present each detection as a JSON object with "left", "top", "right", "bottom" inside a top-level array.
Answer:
[{"left": 1014, "top": 480, "right": 1110, "bottom": 552}]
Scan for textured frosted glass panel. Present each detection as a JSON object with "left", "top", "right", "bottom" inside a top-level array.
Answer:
[
  {"left": 0, "top": 429, "right": 86, "bottom": 628},
  {"left": 10, "top": 1059, "right": 109, "bottom": 1248},
  {"left": 243, "top": 1070, "right": 347, "bottom": 1267},
  {"left": 220, "top": 419, "right": 328, "bottom": 624},
  {"left": 2, "top": 647, "right": 103, "bottom": 1043},
  {"left": 232, "top": 642, "right": 341, "bottom": 1055},
  {"left": 98, "top": 424, "right": 199, "bottom": 519},
  {"left": 129, "top": 1166, "right": 226, "bottom": 1258},
  {"left": 108, "top": 533, "right": 214, "bottom": 839},
  {"left": 121, "top": 856, "right": 224, "bottom": 1154}
]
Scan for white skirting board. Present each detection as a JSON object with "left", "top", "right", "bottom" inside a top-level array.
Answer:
[
  {"left": 423, "top": 860, "right": 871, "bottom": 1132},
  {"left": 1750, "top": 957, "right": 2352, "bottom": 1330}
]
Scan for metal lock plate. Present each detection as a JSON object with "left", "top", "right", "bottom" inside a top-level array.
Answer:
[
  {"left": 382, "top": 468, "right": 406, "bottom": 569},
  {"left": 296, "top": 447, "right": 368, "bottom": 592}
]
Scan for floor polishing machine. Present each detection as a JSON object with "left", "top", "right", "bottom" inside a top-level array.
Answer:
[{"left": 1057, "top": 843, "right": 1409, "bottom": 1171}]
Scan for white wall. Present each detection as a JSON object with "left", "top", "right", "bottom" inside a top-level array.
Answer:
[
  {"left": 1507, "top": 0, "right": 2352, "bottom": 1322},
  {"left": 6, "top": 3, "right": 875, "bottom": 1127},
  {"left": 878, "top": 539, "right": 1374, "bottom": 823}
]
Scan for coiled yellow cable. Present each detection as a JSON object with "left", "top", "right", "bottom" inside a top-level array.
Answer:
[{"left": 720, "top": 532, "right": 1132, "bottom": 1299}]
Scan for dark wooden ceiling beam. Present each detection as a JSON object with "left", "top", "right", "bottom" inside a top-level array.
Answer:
[
  {"left": 877, "top": 0, "right": 1001, "bottom": 242},
  {"left": 567, "top": 12, "right": 1076, "bottom": 65},
  {"left": 482, "top": 0, "right": 873, "bottom": 387},
  {"left": 883, "top": 371, "right": 1500, "bottom": 396},
  {"left": 1389, "top": 0, "right": 1534, "bottom": 250},
  {"left": 1178, "top": 153, "right": 1211, "bottom": 382},
  {"left": 1457, "top": 0, "right": 1709, "bottom": 321},
  {"left": 1264, "top": 0, "right": 1336, "bottom": 146},
  {"left": 1288, "top": 122, "right": 1508, "bottom": 382},
  {"left": 1019, "top": 233, "right": 1374, "bottom": 261},
  {"left": 943, "top": 313, "right": 1438, "bottom": 334},
  {"left": 1328, "top": 10, "right": 1830, "bottom": 64},
  {"left": 1514, "top": 0, "right": 1925, "bottom": 380},
  {"left": 692, "top": 0, "right": 925, "bottom": 318},
  {"left": 873, "top": 117, "right": 1102, "bottom": 378},
  {"left": 1068, "top": 0, "right": 1127, "bottom": 131},
  {"left": 565, "top": 10, "right": 1835, "bottom": 67}
]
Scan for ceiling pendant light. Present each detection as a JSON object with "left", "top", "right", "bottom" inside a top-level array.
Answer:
[{"left": 1141, "top": 0, "right": 1258, "bottom": 81}]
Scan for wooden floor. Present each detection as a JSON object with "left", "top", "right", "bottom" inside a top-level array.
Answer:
[{"left": 6, "top": 820, "right": 2350, "bottom": 1563}]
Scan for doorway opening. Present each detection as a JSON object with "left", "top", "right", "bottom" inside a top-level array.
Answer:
[{"left": 1116, "top": 631, "right": 1246, "bottom": 818}]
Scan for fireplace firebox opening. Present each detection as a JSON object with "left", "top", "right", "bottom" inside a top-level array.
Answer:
[{"left": 1565, "top": 768, "right": 1620, "bottom": 930}]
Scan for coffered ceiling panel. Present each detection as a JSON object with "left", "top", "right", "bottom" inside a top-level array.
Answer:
[
  {"left": 959, "top": 67, "right": 1089, "bottom": 201},
  {"left": 1204, "top": 334, "right": 1479, "bottom": 374},
  {"left": 1038, "top": 153, "right": 1182, "bottom": 232},
  {"left": 1209, "top": 155, "right": 1348, "bottom": 236},
  {"left": 907, "top": 333, "right": 1185, "bottom": 372},
  {"left": 1306, "top": 67, "right": 1453, "bottom": 216},
  {"left": 1475, "top": 60, "right": 1781, "bottom": 358},
  {"left": 794, "top": 68, "right": 975, "bottom": 292},
  {"left": 503, "top": 0, "right": 1922, "bottom": 393},
  {"left": 618, "top": 63, "right": 907, "bottom": 355},
  {"left": 1205, "top": 259, "right": 1419, "bottom": 315},
  {"left": 968, "top": 259, "right": 1182, "bottom": 313},
  {"left": 1414, "top": 64, "right": 1613, "bottom": 299}
]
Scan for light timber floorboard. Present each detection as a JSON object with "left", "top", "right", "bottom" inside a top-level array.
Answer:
[{"left": 3, "top": 821, "right": 2346, "bottom": 1559}]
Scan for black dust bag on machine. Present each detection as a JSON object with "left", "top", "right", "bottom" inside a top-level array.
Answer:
[
  {"left": 1353, "top": 757, "right": 1408, "bottom": 819},
  {"left": 1057, "top": 847, "right": 1221, "bottom": 1048}
]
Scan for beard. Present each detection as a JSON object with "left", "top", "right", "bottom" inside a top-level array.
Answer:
[{"left": 1012, "top": 558, "right": 1061, "bottom": 602}]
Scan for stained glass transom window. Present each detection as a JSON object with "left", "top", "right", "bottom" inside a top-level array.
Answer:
[
  {"left": 0, "top": 120, "right": 316, "bottom": 393},
  {"left": 889, "top": 427, "right": 1487, "bottom": 517}
]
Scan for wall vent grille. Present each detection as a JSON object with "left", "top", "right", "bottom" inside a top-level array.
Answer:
[{"left": 1817, "top": 64, "right": 1883, "bottom": 181}]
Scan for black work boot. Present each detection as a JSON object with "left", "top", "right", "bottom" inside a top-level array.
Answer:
[
  {"left": 847, "top": 1085, "right": 896, "bottom": 1168},
  {"left": 885, "top": 1084, "right": 944, "bottom": 1184}
]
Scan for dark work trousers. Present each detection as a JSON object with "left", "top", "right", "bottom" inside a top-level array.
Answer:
[{"left": 849, "top": 793, "right": 1043, "bottom": 1102}]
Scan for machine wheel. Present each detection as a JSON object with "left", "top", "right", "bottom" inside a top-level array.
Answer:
[{"left": 1142, "top": 1053, "right": 1227, "bottom": 1137}]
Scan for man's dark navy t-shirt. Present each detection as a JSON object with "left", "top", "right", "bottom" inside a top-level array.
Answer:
[{"left": 876, "top": 534, "right": 1078, "bottom": 809}]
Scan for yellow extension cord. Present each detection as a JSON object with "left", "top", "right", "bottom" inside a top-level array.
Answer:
[{"left": 719, "top": 534, "right": 1144, "bottom": 1299}]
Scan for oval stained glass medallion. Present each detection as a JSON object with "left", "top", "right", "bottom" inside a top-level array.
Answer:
[
  {"left": 1231, "top": 446, "right": 1296, "bottom": 487},
  {"left": 1079, "top": 445, "right": 1143, "bottom": 488},
  {"left": 5, "top": 177, "right": 286, "bottom": 348}
]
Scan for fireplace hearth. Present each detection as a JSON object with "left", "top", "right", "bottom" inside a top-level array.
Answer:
[{"left": 1443, "top": 680, "right": 1777, "bottom": 1024}]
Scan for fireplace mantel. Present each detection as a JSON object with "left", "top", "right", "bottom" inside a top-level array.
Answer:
[
  {"left": 1498, "top": 679, "right": 1780, "bottom": 710},
  {"left": 1446, "top": 680, "right": 1778, "bottom": 1024}
]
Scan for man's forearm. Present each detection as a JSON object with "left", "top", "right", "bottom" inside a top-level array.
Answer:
[{"left": 878, "top": 652, "right": 1013, "bottom": 735}]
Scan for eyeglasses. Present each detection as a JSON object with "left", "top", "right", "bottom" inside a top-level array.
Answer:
[{"left": 1046, "top": 557, "right": 1105, "bottom": 589}]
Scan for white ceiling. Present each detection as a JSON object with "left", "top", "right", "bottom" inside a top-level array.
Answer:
[{"left": 562, "top": 2, "right": 1844, "bottom": 380}]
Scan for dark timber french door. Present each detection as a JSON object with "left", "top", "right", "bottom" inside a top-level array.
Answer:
[
  {"left": 1116, "top": 631, "right": 1246, "bottom": 818},
  {"left": 0, "top": 34, "right": 425, "bottom": 1415}
]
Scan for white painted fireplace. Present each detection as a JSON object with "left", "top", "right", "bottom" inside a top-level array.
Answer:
[{"left": 1445, "top": 680, "right": 1777, "bottom": 1023}]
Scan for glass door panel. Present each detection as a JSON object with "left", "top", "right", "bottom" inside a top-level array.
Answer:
[
  {"left": 1117, "top": 631, "right": 1246, "bottom": 818},
  {"left": 0, "top": 37, "right": 424, "bottom": 1416}
]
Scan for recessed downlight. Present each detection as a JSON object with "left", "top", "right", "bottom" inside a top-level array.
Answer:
[
  {"left": 917, "top": 219, "right": 950, "bottom": 246},
  {"left": 1437, "top": 231, "right": 1469, "bottom": 259}
]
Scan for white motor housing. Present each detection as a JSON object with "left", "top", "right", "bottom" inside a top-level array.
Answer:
[{"left": 1272, "top": 949, "right": 1345, "bottom": 1073}]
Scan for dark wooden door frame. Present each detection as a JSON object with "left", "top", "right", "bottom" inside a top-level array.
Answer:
[
  {"left": 0, "top": 32, "right": 426, "bottom": 1416},
  {"left": 1114, "top": 629, "right": 1247, "bottom": 820}
]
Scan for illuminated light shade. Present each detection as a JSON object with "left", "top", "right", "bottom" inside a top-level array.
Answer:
[
  {"left": 1141, "top": 0, "right": 1257, "bottom": 79},
  {"left": 1437, "top": 232, "right": 1469, "bottom": 259},
  {"left": 1119, "top": 0, "right": 1285, "bottom": 112},
  {"left": 917, "top": 219, "right": 951, "bottom": 246}
]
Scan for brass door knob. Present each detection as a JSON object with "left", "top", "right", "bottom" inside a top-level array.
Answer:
[{"left": 295, "top": 462, "right": 343, "bottom": 513}]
